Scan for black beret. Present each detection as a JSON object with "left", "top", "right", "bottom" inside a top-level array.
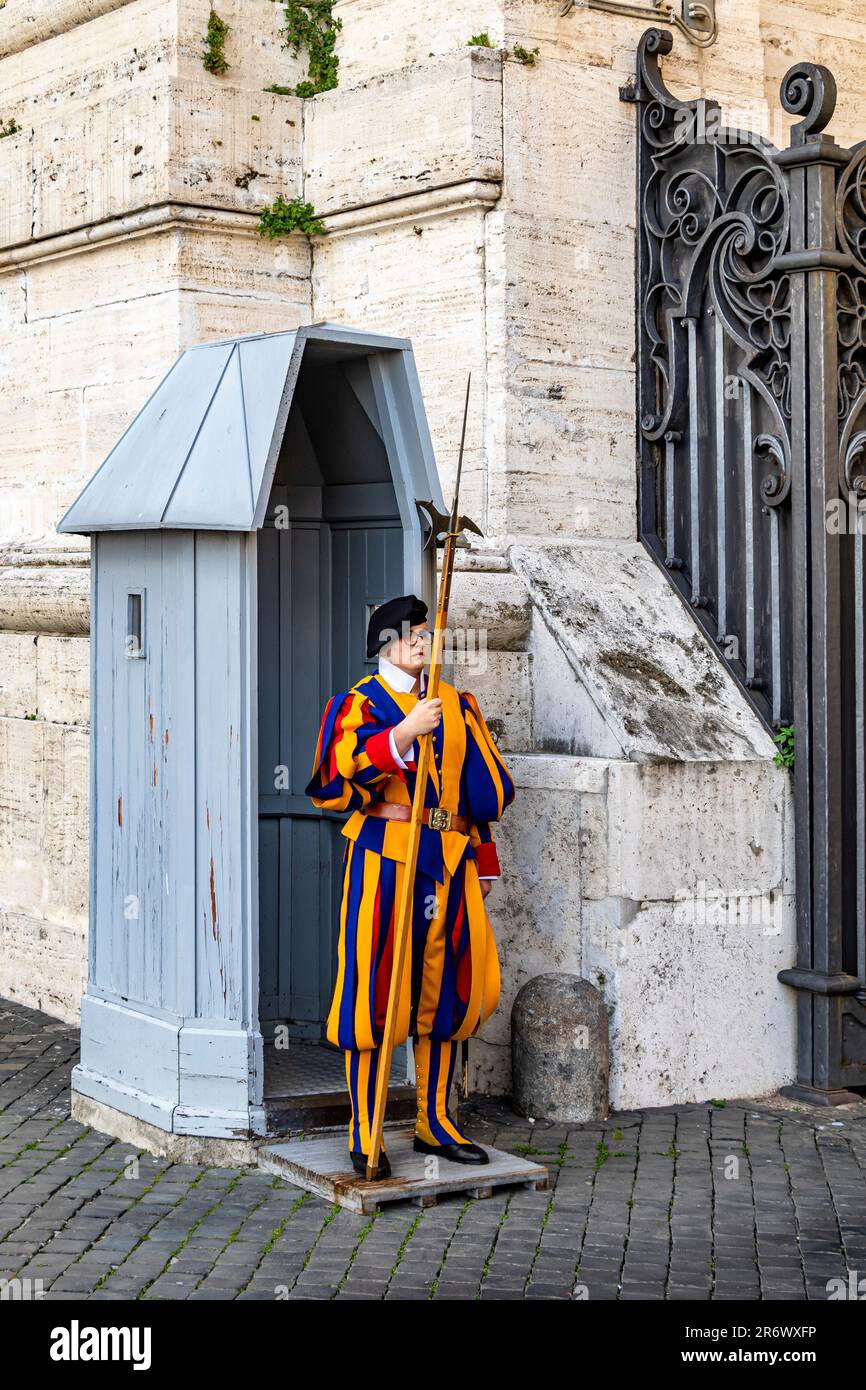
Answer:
[{"left": 367, "top": 594, "right": 428, "bottom": 659}]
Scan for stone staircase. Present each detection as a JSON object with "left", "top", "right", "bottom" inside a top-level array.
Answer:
[{"left": 449, "top": 541, "right": 797, "bottom": 1111}]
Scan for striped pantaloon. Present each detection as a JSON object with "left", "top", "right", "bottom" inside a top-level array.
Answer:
[{"left": 345, "top": 1034, "right": 470, "bottom": 1154}]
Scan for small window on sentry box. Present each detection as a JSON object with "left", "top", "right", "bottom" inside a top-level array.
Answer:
[{"left": 126, "top": 591, "right": 145, "bottom": 660}]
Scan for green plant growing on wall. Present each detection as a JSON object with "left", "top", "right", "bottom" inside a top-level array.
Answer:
[
  {"left": 264, "top": 84, "right": 294, "bottom": 96},
  {"left": 258, "top": 195, "right": 326, "bottom": 239},
  {"left": 203, "top": 9, "right": 231, "bottom": 75},
  {"left": 279, "top": 1, "right": 342, "bottom": 98},
  {"left": 0, "top": 117, "right": 21, "bottom": 139},
  {"left": 468, "top": 33, "right": 494, "bottom": 47},
  {"left": 773, "top": 723, "right": 795, "bottom": 769},
  {"left": 511, "top": 45, "right": 540, "bottom": 65}
]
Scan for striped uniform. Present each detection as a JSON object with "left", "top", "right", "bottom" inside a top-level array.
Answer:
[{"left": 305, "top": 671, "right": 515, "bottom": 1153}]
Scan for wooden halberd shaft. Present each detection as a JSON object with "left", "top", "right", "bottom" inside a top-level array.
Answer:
[{"left": 365, "top": 377, "right": 472, "bottom": 1181}]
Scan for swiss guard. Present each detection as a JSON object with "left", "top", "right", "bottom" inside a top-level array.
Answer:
[{"left": 305, "top": 593, "right": 515, "bottom": 1178}]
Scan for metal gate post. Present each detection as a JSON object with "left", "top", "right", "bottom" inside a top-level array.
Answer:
[{"left": 775, "top": 76, "right": 866, "bottom": 1102}]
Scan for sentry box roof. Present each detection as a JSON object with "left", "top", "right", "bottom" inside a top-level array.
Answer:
[{"left": 58, "top": 322, "right": 446, "bottom": 535}]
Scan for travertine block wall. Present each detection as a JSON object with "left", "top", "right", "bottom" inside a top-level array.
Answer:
[
  {"left": 0, "top": 0, "right": 309, "bottom": 547},
  {"left": 0, "top": 0, "right": 311, "bottom": 1022},
  {"left": 336, "top": 0, "right": 506, "bottom": 82},
  {"left": 304, "top": 48, "right": 502, "bottom": 215},
  {"left": 0, "top": 231, "right": 310, "bottom": 542},
  {"left": 487, "top": 754, "right": 795, "bottom": 1108}
]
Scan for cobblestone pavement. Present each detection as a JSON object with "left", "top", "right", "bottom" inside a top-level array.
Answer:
[{"left": 2, "top": 998, "right": 866, "bottom": 1302}]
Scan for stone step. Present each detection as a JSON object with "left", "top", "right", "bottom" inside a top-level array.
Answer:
[{"left": 450, "top": 649, "right": 532, "bottom": 751}]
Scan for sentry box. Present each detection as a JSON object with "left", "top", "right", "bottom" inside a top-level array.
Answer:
[{"left": 58, "top": 323, "right": 445, "bottom": 1143}]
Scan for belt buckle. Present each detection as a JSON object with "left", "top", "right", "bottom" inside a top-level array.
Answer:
[{"left": 428, "top": 807, "right": 451, "bottom": 832}]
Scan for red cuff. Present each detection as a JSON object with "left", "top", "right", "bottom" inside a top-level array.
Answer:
[
  {"left": 474, "top": 840, "right": 501, "bottom": 878},
  {"left": 365, "top": 727, "right": 403, "bottom": 775}
]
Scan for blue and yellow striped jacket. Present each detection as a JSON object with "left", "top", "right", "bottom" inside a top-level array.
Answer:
[{"left": 305, "top": 672, "right": 515, "bottom": 884}]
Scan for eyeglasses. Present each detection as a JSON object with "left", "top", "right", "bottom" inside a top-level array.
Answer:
[{"left": 404, "top": 629, "right": 433, "bottom": 648}]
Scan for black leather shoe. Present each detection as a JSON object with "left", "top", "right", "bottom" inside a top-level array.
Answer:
[
  {"left": 413, "top": 1136, "right": 489, "bottom": 1165},
  {"left": 350, "top": 1149, "right": 391, "bottom": 1180}
]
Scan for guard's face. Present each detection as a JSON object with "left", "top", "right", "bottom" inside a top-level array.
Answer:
[{"left": 384, "top": 622, "right": 432, "bottom": 676}]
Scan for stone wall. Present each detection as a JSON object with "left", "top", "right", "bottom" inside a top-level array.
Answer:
[
  {"left": 1, "top": 0, "right": 860, "bottom": 1106},
  {"left": 0, "top": 0, "right": 310, "bottom": 1022},
  {"left": 450, "top": 545, "right": 795, "bottom": 1109}
]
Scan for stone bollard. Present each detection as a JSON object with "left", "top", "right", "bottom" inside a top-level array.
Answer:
[{"left": 511, "top": 974, "right": 610, "bottom": 1123}]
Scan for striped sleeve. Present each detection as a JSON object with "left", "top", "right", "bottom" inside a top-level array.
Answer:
[{"left": 304, "top": 691, "right": 395, "bottom": 811}]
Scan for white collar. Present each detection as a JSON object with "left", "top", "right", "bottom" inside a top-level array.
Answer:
[{"left": 378, "top": 654, "right": 426, "bottom": 695}]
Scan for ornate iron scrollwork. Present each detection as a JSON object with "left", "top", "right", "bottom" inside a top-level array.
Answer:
[
  {"left": 837, "top": 153, "right": 866, "bottom": 476},
  {"left": 632, "top": 27, "right": 794, "bottom": 730},
  {"left": 842, "top": 430, "right": 866, "bottom": 497},
  {"left": 630, "top": 27, "right": 866, "bottom": 1100},
  {"left": 755, "top": 434, "right": 790, "bottom": 507},
  {"left": 779, "top": 61, "right": 837, "bottom": 145}
]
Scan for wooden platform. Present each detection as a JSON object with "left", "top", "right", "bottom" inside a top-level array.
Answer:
[{"left": 257, "top": 1126, "right": 549, "bottom": 1213}]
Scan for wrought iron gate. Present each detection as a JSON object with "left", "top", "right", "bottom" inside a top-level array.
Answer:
[{"left": 628, "top": 28, "right": 866, "bottom": 1102}]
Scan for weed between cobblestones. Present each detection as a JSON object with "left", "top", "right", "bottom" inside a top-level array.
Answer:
[
  {"left": 537, "top": 1193, "right": 555, "bottom": 1242},
  {"left": 1, "top": 1124, "right": 88, "bottom": 1179},
  {"left": 520, "top": 1136, "right": 567, "bottom": 1167},
  {"left": 479, "top": 1203, "right": 511, "bottom": 1282},
  {"left": 661, "top": 1113, "right": 681, "bottom": 1298},
  {"left": 233, "top": 1189, "right": 310, "bottom": 1298},
  {"left": 235, "top": 1191, "right": 340, "bottom": 1300},
  {"left": 134, "top": 1169, "right": 252, "bottom": 1298},
  {"left": 334, "top": 1212, "right": 377, "bottom": 1294},
  {"left": 739, "top": 1112, "right": 761, "bottom": 1298},
  {"left": 293, "top": 1201, "right": 339, "bottom": 1280},
  {"left": 385, "top": 1208, "right": 423, "bottom": 1289},
  {"left": 89, "top": 1164, "right": 173, "bottom": 1292},
  {"left": 572, "top": 1118, "right": 648, "bottom": 1299},
  {"left": 615, "top": 1120, "right": 644, "bottom": 1300},
  {"left": 783, "top": 1111, "right": 852, "bottom": 1298},
  {"left": 262, "top": 1190, "right": 309, "bottom": 1258},
  {"left": 429, "top": 1197, "right": 473, "bottom": 1298},
  {"left": 595, "top": 1140, "right": 610, "bottom": 1170},
  {"left": 1, "top": 1123, "right": 131, "bottom": 1276}
]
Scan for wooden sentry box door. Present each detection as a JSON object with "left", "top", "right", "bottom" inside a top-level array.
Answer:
[{"left": 257, "top": 482, "right": 403, "bottom": 1037}]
